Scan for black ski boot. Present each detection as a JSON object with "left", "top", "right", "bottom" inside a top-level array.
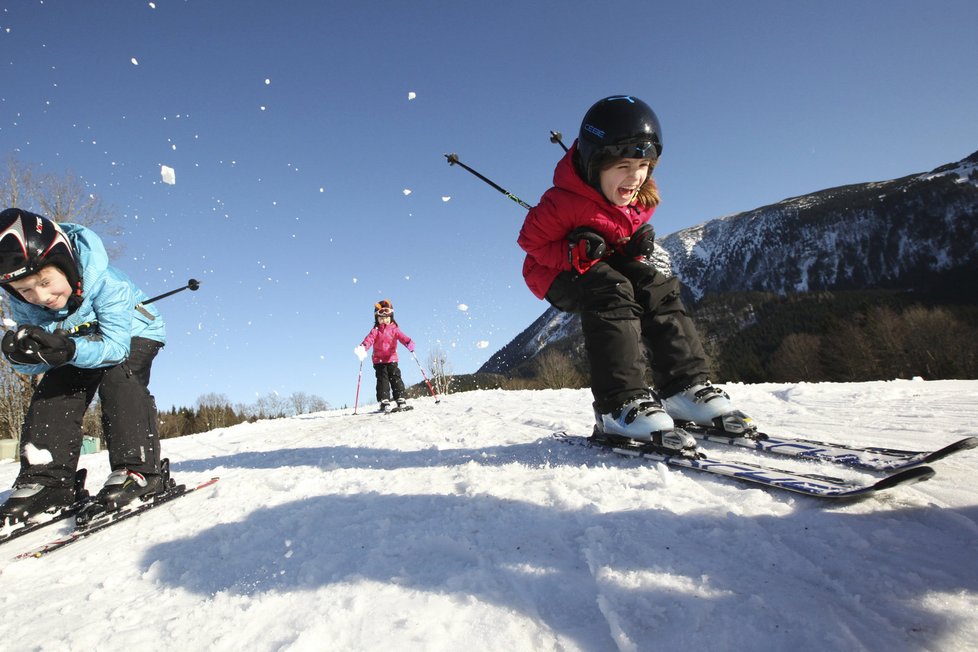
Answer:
[
  {"left": 0, "top": 482, "right": 75, "bottom": 526},
  {"left": 95, "top": 468, "right": 163, "bottom": 511}
]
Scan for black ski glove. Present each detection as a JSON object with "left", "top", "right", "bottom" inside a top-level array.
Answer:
[
  {"left": 621, "top": 223, "right": 656, "bottom": 260},
  {"left": 2, "top": 329, "right": 41, "bottom": 365},
  {"left": 6, "top": 326, "right": 76, "bottom": 367},
  {"left": 567, "top": 227, "right": 608, "bottom": 274}
]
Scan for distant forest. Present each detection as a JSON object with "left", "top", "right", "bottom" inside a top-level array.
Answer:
[{"left": 696, "top": 290, "right": 978, "bottom": 383}]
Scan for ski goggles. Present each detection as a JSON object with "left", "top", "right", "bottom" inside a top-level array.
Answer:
[
  {"left": 375, "top": 307, "right": 393, "bottom": 317},
  {"left": 598, "top": 138, "right": 660, "bottom": 162}
]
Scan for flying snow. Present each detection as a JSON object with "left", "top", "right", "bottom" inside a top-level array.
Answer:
[
  {"left": 457, "top": 304, "right": 469, "bottom": 312},
  {"left": 408, "top": 91, "right": 417, "bottom": 100},
  {"left": 442, "top": 196, "right": 451, "bottom": 202},
  {"left": 476, "top": 340, "right": 489, "bottom": 349},
  {"left": 160, "top": 165, "right": 176, "bottom": 185},
  {"left": 130, "top": 57, "right": 139, "bottom": 66},
  {"left": 402, "top": 189, "right": 412, "bottom": 196}
]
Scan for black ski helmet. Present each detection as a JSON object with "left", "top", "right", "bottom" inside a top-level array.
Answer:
[
  {"left": 577, "top": 95, "right": 663, "bottom": 186},
  {"left": 0, "top": 207, "right": 82, "bottom": 305}
]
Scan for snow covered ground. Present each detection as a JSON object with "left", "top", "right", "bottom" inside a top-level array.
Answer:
[{"left": 1, "top": 379, "right": 977, "bottom": 652}]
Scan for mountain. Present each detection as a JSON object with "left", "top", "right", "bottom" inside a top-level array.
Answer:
[{"left": 480, "top": 150, "right": 978, "bottom": 375}]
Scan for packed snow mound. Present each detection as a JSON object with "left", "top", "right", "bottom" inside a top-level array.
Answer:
[{"left": 1, "top": 380, "right": 977, "bottom": 650}]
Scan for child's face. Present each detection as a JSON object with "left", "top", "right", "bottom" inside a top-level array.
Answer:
[
  {"left": 6, "top": 265, "right": 73, "bottom": 310},
  {"left": 599, "top": 158, "right": 652, "bottom": 206},
  {"left": 377, "top": 315, "right": 391, "bottom": 324}
]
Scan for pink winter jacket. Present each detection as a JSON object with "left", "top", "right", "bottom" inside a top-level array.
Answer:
[{"left": 360, "top": 323, "right": 414, "bottom": 364}]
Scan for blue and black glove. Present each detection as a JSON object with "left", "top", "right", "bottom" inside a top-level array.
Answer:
[
  {"left": 567, "top": 228, "right": 608, "bottom": 274},
  {"left": 621, "top": 223, "right": 656, "bottom": 260}
]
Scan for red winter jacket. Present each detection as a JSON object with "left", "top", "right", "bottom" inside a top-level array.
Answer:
[
  {"left": 360, "top": 322, "right": 414, "bottom": 364},
  {"left": 517, "top": 142, "right": 654, "bottom": 299}
]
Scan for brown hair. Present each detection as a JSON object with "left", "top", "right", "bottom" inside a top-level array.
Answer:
[{"left": 634, "top": 174, "right": 660, "bottom": 208}]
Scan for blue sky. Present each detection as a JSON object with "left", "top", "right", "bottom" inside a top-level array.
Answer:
[{"left": 2, "top": 1, "right": 977, "bottom": 411}]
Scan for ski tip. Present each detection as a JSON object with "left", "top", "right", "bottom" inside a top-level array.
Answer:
[
  {"left": 922, "top": 436, "right": 978, "bottom": 464},
  {"left": 951, "top": 436, "right": 978, "bottom": 451},
  {"left": 872, "top": 465, "right": 936, "bottom": 492}
]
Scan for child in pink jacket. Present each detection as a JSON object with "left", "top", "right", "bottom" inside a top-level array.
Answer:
[{"left": 355, "top": 299, "right": 415, "bottom": 412}]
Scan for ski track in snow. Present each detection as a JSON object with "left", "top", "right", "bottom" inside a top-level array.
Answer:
[{"left": 0, "top": 380, "right": 976, "bottom": 651}]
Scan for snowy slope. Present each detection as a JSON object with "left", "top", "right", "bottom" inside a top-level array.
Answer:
[{"left": 1, "top": 380, "right": 977, "bottom": 652}]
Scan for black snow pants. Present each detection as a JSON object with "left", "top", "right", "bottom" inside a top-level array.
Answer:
[
  {"left": 545, "top": 254, "right": 710, "bottom": 414},
  {"left": 374, "top": 362, "right": 406, "bottom": 402},
  {"left": 17, "top": 337, "right": 164, "bottom": 488}
]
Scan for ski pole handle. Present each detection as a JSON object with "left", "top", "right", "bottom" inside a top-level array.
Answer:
[{"left": 550, "top": 130, "right": 569, "bottom": 152}]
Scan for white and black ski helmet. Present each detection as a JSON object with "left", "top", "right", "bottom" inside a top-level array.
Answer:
[{"left": 577, "top": 95, "right": 663, "bottom": 186}]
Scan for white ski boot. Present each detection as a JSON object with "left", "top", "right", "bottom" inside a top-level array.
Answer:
[
  {"left": 593, "top": 392, "right": 698, "bottom": 454},
  {"left": 662, "top": 382, "right": 755, "bottom": 435}
]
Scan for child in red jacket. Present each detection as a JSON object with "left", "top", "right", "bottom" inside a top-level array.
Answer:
[
  {"left": 355, "top": 300, "right": 415, "bottom": 413},
  {"left": 518, "top": 95, "right": 751, "bottom": 454}
]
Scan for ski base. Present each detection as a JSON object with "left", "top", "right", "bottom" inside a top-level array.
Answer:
[
  {"left": 681, "top": 424, "right": 977, "bottom": 471},
  {"left": 16, "top": 476, "right": 219, "bottom": 559},
  {"left": 553, "top": 432, "right": 934, "bottom": 500}
]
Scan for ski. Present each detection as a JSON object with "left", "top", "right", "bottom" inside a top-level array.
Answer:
[
  {"left": 16, "top": 476, "right": 219, "bottom": 559},
  {"left": 680, "top": 424, "right": 978, "bottom": 471},
  {"left": 553, "top": 432, "right": 935, "bottom": 500}
]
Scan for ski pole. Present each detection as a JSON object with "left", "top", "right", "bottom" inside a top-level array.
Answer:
[
  {"left": 444, "top": 153, "right": 533, "bottom": 210},
  {"left": 353, "top": 359, "right": 363, "bottom": 415},
  {"left": 139, "top": 278, "right": 200, "bottom": 306},
  {"left": 410, "top": 350, "right": 441, "bottom": 404},
  {"left": 550, "top": 130, "right": 569, "bottom": 152}
]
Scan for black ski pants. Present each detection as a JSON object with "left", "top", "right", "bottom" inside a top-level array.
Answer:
[
  {"left": 545, "top": 255, "right": 710, "bottom": 413},
  {"left": 17, "top": 337, "right": 163, "bottom": 488},
  {"left": 374, "top": 362, "right": 405, "bottom": 402}
]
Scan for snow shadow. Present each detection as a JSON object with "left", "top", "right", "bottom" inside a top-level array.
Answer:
[
  {"left": 168, "top": 438, "right": 578, "bottom": 474},
  {"left": 142, "top": 477, "right": 978, "bottom": 650}
]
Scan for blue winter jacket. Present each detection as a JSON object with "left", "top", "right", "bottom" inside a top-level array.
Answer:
[{"left": 5, "top": 223, "right": 165, "bottom": 375}]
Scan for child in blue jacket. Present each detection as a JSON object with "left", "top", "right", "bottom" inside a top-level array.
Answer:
[{"left": 0, "top": 208, "right": 166, "bottom": 523}]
